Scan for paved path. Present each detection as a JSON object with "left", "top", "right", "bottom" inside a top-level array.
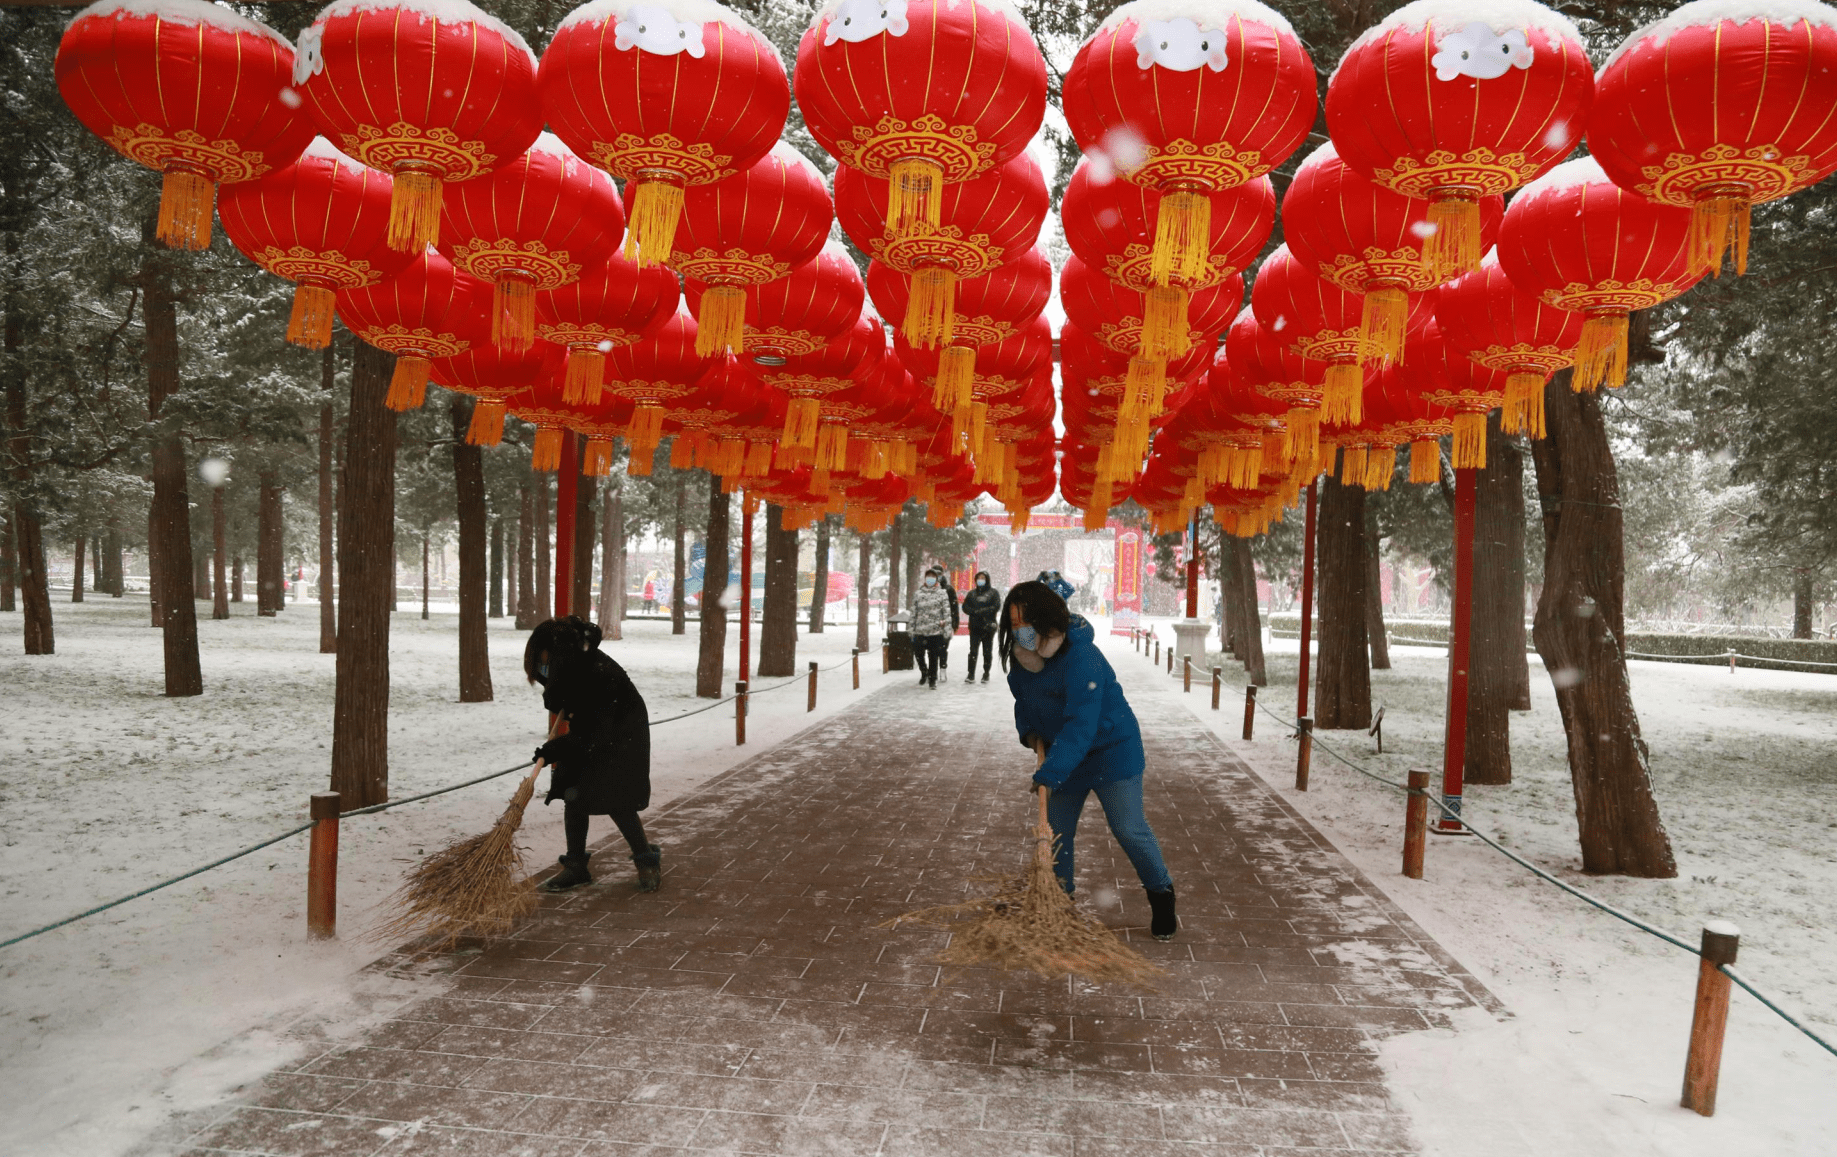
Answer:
[{"left": 150, "top": 636, "right": 1499, "bottom": 1156}]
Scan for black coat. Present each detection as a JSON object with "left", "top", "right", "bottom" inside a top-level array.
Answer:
[
  {"left": 536, "top": 648, "right": 651, "bottom": 813},
  {"left": 963, "top": 585, "right": 1001, "bottom": 633}
]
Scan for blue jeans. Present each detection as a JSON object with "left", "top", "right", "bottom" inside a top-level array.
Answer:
[{"left": 1044, "top": 775, "right": 1173, "bottom": 894}]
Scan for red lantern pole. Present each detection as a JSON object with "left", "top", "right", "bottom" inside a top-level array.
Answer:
[
  {"left": 1438, "top": 465, "right": 1477, "bottom": 833},
  {"left": 1185, "top": 510, "right": 1200, "bottom": 619},
  {"left": 739, "top": 493, "right": 755, "bottom": 677},
  {"left": 554, "top": 431, "right": 579, "bottom": 618},
  {"left": 1296, "top": 480, "right": 1318, "bottom": 722}
]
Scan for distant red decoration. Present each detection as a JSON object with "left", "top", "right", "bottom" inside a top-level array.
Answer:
[
  {"left": 1435, "top": 250, "right": 1584, "bottom": 439},
  {"left": 336, "top": 251, "right": 491, "bottom": 412},
  {"left": 535, "top": 253, "right": 681, "bottom": 406},
  {"left": 56, "top": 1, "right": 312, "bottom": 251}
]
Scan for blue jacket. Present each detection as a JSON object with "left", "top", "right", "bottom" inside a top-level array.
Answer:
[{"left": 1007, "top": 616, "right": 1144, "bottom": 792}]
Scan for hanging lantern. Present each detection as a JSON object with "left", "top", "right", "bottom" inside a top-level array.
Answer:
[
  {"left": 759, "top": 312, "right": 886, "bottom": 454},
  {"left": 1366, "top": 355, "right": 1455, "bottom": 485},
  {"left": 1498, "top": 157, "right": 1702, "bottom": 393},
  {"left": 219, "top": 138, "right": 413, "bottom": 349},
  {"left": 433, "top": 337, "right": 568, "bottom": 447},
  {"left": 1588, "top": 1, "right": 1837, "bottom": 277},
  {"left": 440, "top": 134, "right": 625, "bottom": 351},
  {"left": 1435, "top": 250, "right": 1583, "bottom": 439},
  {"left": 541, "top": 0, "right": 789, "bottom": 267},
  {"left": 1325, "top": 0, "right": 1593, "bottom": 278},
  {"left": 505, "top": 362, "right": 613, "bottom": 472},
  {"left": 1282, "top": 142, "right": 1502, "bottom": 362},
  {"left": 1062, "top": 0, "right": 1315, "bottom": 283},
  {"left": 337, "top": 252, "right": 491, "bottom": 411},
  {"left": 795, "top": 0, "right": 1047, "bottom": 238},
  {"left": 898, "top": 316, "right": 1052, "bottom": 458},
  {"left": 55, "top": 1, "right": 313, "bottom": 251},
  {"left": 1393, "top": 318, "right": 1503, "bottom": 470},
  {"left": 534, "top": 253, "right": 681, "bottom": 406},
  {"left": 605, "top": 306, "right": 718, "bottom": 473},
  {"left": 1223, "top": 307, "right": 1325, "bottom": 475},
  {"left": 292, "top": 0, "right": 543, "bottom": 254}
]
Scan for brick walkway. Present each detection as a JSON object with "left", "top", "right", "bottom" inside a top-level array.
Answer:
[{"left": 152, "top": 636, "right": 1500, "bottom": 1156}]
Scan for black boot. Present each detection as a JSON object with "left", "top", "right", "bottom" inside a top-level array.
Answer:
[
  {"left": 542, "top": 853, "right": 592, "bottom": 892},
  {"left": 1147, "top": 888, "right": 1177, "bottom": 941},
  {"left": 633, "top": 843, "right": 662, "bottom": 893}
]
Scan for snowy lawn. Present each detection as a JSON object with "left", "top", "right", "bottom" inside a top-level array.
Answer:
[
  {"left": 0, "top": 597, "right": 898, "bottom": 1157},
  {"left": 1133, "top": 616, "right": 1837, "bottom": 1157}
]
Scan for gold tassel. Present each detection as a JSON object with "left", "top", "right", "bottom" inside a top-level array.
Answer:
[
  {"left": 1425, "top": 191, "right": 1482, "bottom": 279},
  {"left": 896, "top": 440, "right": 916, "bottom": 476},
  {"left": 933, "top": 346, "right": 975, "bottom": 412},
  {"left": 1691, "top": 192, "right": 1752, "bottom": 278},
  {"left": 1150, "top": 189, "right": 1212, "bottom": 286},
  {"left": 286, "top": 284, "right": 337, "bottom": 349},
  {"left": 386, "top": 169, "right": 443, "bottom": 253},
  {"left": 584, "top": 438, "right": 614, "bottom": 476},
  {"left": 1502, "top": 371, "right": 1547, "bottom": 438},
  {"left": 564, "top": 348, "right": 605, "bottom": 406},
  {"left": 1322, "top": 363, "right": 1363, "bottom": 426},
  {"left": 969, "top": 399, "right": 989, "bottom": 460},
  {"left": 1364, "top": 444, "right": 1397, "bottom": 491},
  {"left": 1340, "top": 444, "right": 1369, "bottom": 487},
  {"left": 1141, "top": 286, "right": 1191, "bottom": 359},
  {"left": 156, "top": 169, "right": 215, "bottom": 251},
  {"left": 782, "top": 395, "right": 821, "bottom": 450},
  {"left": 1359, "top": 285, "right": 1408, "bottom": 365},
  {"left": 465, "top": 398, "right": 507, "bottom": 446},
  {"left": 1409, "top": 439, "right": 1440, "bottom": 484},
  {"left": 1451, "top": 412, "right": 1488, "bottom": 469},
  {"left": 1286, "top": 408, "right": 1321, "bottom": 477},
  {"left": 1574, "top": 313, "right": 1629, "bottom": 392},
  {"left": 863, "top": 442, "right": 889, "bottom": 480},
  {"left": 1228, "top": 446, "right": 1260, "bottom": 490},
  {"left": 887, "top": 158, "right": 944, "bottom": 239},
  {"left": 530, "top": 426, "right": 564, "bottom": 472},
  {"left": 628, "top": 404, "right": 666, "bottom": 461},
  {"left": 493, "top": 277, "right": 536, "bottom": 350},
  {"left": 1261, "top": 428, "right": 1291, "bottom": 472},
  {"left": 671, "top": 429, "right": 702, "bottom": 470},
  {"left": 624, "top": 179, "right": 684, "bottom": 267},
  {"left": 695, "top": 285, "right": 747, "bottom": 357},
  {"left": 743, "top": 441, "right": 773, "bottom": 477},
  {"left": 904, "top": 267, "right": 957, "bottom": 347},
  {"left": 386, "top": 356, "right": 431, "bottom": 412},
  {"left": 816, "top": 423, "right": 849, "bottom": 472}
]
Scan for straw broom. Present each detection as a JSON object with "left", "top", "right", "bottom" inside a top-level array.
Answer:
[{"left": 886, "top": 741, "right": 1163, "bottom": 986}]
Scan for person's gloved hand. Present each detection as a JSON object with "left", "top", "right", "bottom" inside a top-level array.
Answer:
[
  {"left": 1020, "top": 731, "right": 1041, "bottom": 750},
  {"left": 534, "top": 738, "right": 570, "bottom": 767}
]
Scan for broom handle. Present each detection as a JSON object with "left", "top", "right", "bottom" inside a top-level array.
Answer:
[{"left": 1031, "top": 739, "right": 1049, "bottom": 838}]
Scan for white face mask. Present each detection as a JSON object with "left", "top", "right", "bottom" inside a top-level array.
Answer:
[{"left": 976, "top": 578, "right": 988, "bottom": 588}]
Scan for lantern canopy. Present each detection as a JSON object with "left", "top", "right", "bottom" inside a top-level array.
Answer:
[
  {"left": 535, "top": 254, "right": 682, "bottom": 405},
  {"left": 337, "top": 252, "right": 492, "bottom": 411},
  {"left": 605, "top": 306, "right": 719, "bottom": 469},
  {"left": 433, "top": 337, "right": 568, "bottom": 446},
  {"left": 1434, "top": 249, "right": 1584, "bottom": 438}
]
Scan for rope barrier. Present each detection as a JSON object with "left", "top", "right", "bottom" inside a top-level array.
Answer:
[{"left": 1369, "top": 635, "right": 1837, "bottom": 674}]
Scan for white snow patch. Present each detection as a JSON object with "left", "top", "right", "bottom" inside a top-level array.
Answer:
[
  {"left": 814, "top": 0, "right": 1032, "bottom": 36},
  {"left": 74, "top": 0, "right": 293, "bottom": 49},
  {"left": 558, "top": 0, "right": 776, "bottom": 50},
  {"left": 1603, "top": 0, "right": 1837, "bottom": 71},
  {"left": 1097, "top": 0, "right": 1297, "bottom": 41},
  {"left": 1335, "top": 0, "right": 1583, "bottom": 83},
  {"left": 1515, "top": 154, "right": 1608, "bottom": 202}
]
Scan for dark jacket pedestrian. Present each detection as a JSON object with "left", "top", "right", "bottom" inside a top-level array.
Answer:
[{"left": 963, "top": 572, "right": 1001, "bottom": 680}]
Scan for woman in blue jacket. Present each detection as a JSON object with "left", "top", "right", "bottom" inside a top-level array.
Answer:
[{"left": 1001, "top": 581, "right": 1176, "bottom": 940}]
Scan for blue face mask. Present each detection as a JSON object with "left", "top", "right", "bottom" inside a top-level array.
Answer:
[
  {"left": 537, "top": 663, "right": 550, "bottom": 680},
  {"left": 924, "top": 576, "right": 937, "bottom": 588},
  {"left": 976, "top": 578, "right": 988, "bottom": 588},
  {"left": 1013, "top": 625, "right": 1039, "bottom": 651}
]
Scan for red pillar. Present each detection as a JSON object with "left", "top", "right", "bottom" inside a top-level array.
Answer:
[
  {"left": 1297, "top": 480, "right": 1318, "bottom": 722},
  {"left": 740, "top": 493, "right": 755, "bottom": 676},
  {"left": 1438, "top": 465, "right": 1477, "bottom": 832},
  {"left": 554, "top": 431, "right": 579, "bottom": 618},
  {"left": 1185, "top": 511, "right": 1200, "bottom": 619}
]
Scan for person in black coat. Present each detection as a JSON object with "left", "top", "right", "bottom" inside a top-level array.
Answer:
[
  {"left": 961, "top": 570, "right": 1001, "bottom": 682},
  {"left": 525, "top": 616, "right": 660, "bottom": 893}
]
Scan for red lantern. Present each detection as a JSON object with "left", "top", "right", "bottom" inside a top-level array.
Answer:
[
  {"left": 1282, "top": 142, "right": 1502, "bottom": 360},
  {"left": 664, "top": 143, "right": 833, "bottom": 355},
  {"left": 1396, "top": 318, "right": 1505, "bottom": 469},
  {"left": 1062, "top": 0, "right": 1315, "bottom": 283},
  {"left": 505, "top": 364, "right": 614, "bottom": 472},
  {"left": 337, "top": 251, "right": 491, "bottom": 411},
  {"left": 1435, "top": 249, "right": 1584, "bottom": 439},
  {"left": 1589, "top": 1, "right": 1837, "bottom": 277},
  {"left": 433, "top": 337, "right": 568, "bottom": 447},
  {"left": 759, "top": 312, "right": 886, "bottom": 455},
  {"left": 687, "top": 240, "right": 865, "bottom": 363},
  {"left": 55, "top": 1, "right": 312, "bottom": 251},
  {"left": 795, "top": 0, "right": 1048, "bottom": 237},
  {"left": 605, "top": 306, "right": 718, "bottom": 472},
  {"left": 219, "top": 138, "right": 413, "bottom": 349},
  {"left": 293, "top": 0, "right": 543, "bottom": 253},
  {"left": 541, "top": 0, "right": 789, "bottom": 265},
  {"left": 1224, "top": 306, "right": 1325, "bottom": 471},
  {"left": 1497, "top": 157, "right": 1702, "bottom": 392},
  {"left": 899, "top": 315, "right": 1051, "bottom": 456},
  {"left": 1325, "top": 0, "right": 1593, "bottom": 277},
  {"left": 535, "top": 254, "right": 681, "bottom": 405}
]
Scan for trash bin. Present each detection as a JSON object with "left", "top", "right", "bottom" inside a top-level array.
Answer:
[{"left": 884, "top": 614, "right": 914, "bottom": 671}]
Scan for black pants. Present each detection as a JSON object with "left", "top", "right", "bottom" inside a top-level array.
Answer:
[
  {"left": 564, "top": 801, "right": 648, "bottom": 860},
  {"left": 967, "top": 628, "right": 995, "bottom": 677},
  {"left": 914, "top": 634, "right": 946, "bottom": 682}
]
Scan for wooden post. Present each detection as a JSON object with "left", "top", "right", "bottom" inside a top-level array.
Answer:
[
  {"left": 1212, "top": 666, "right": 1222, "bottom": 710},
  {"left": 739, "top": 496, "right": 754, "bottom": 678},
  {"left": 1295, "top": 717, "right": 1313, "bottom": 791},
  {"left": 1403, "top": 771, "right": 1430, "bottom": 879},
  {"left": 1134, "top": 629, "right": 1140, "bottom": 652},
  {"left": 735, "top": 680, "right": 748, "bottom": 745},
  {"left": 1183, "top": 655, "right": 1191, "bottom": 692},
  {"left": 1154, "top": 637, "right": 1160, "bottom": 665},
  {"left": 881, "top": 641, "right": 889, "bottom": 673},
  {"left": 1681, "top": 922, "right": 1741, "bottom": 1116},
  {"left": 1728, "top": 650, "right": 1736, "bottom": 675},
  {"left": 852, "top": 648, "right": 860, "bottom": 690},
  {"left": 1166, "top": 645, "right": 1173, "bottom": 674},
  {"left": 1243, "top": 684, "right": 1257, "bottom": 740},
  {"left": 306, "top": 792, "right": 340, "bottom": 939},
  {"left": 1438, "top": 466, "right": 1476, "bottom": 832},
  {"left": 807, "top": 660, "right": 818, "bottom": 712},
  {"left": 1298, "top": 480, "right": 1318, "bottom": 733}
]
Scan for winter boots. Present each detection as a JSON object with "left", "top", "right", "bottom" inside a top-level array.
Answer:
[
  {"left": 634, "top": 843, "right": 663, "bottom": 893},
  {"left": 542, "top": 853, "right": 592, "bottom": 892},
  {"left": 1147, "top": 888, "right": 1178, "bottom": 941}
]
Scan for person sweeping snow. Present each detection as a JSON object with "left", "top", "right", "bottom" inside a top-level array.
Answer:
[
  {"left": 524, "top": 616, "right": 661, "bottom": 893},
  {"left": 1001, "top": 581, "right": 1177, "bottom": 940}
]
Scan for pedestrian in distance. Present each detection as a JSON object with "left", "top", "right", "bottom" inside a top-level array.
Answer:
[
  {"left": 1000, "top": 581, "right": 1177, "bottom": 940},
  {"left": 524, "top": 616, "right": 662, "bottom": 893},
  {"left": 938, "top": 569, "right": 961, "bottom": 681},
  {"left": 962, "top": 570, "right": 1001, "bottom": 683},
  {"left": 1046, "top": 569, "right": 1076, "bottom": 603},
  {"left": 910, "top": 566, "right": 953, "bottom": 689}
]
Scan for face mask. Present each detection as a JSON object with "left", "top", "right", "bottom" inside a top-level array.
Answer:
[
  {"left": 976, "top": 578, "right": 988, "bottom": 588},
  {"left": 1013, "top": 625, "right": 1039, "bottom": 651},
  {"left": 924, "top": 576, "right": 937, "bottom": 588},
  {"left": 537, "top": 663, "right": 550, "bottom": 680}
]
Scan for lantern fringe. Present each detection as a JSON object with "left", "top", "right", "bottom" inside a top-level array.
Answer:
[
  {"left": 1692, "top": 193, "right": 1751, "bottom": 278},
  {"left": 671, "top": 430, "right": 698, "bottom": 470},
  {"left": 1425, "top": 192, "right": 1482, "bottom": 279},
  {"left": 695, "top": 285, "right": 746, "bottom": 357},
  {"left": 1082, "top": 503, "right": 1107, "bottom": 533},
  {"left": 583, "top": 438, "right": 614, "bottom": 477},
  {"left": 1451, "top": 412, "right": 1488, "bottom": 469},
  {"left": 816, "top": 423, "right": 849, "bottom": 472},
  {"left": 1151, "top": 189, "right": 1212, "bottom": 286},
  {"left": 563, "top": 349, "right": 605, "bottom": 406},
  {"left": 1409, "top": 439, "right": 1441, "bottom": 484},
  {"left": 466, "top": 398, "right": 508, "bottom": 446},
  {"left": 387, "top": 169, "right": 443, "bottom": 253},
  {"left": 933, "top": 346, "right": 975, "bottom": 412},
  {"left": 1364, "top": 444, "right": 1397, "bottom": 491},
  {"left": 1574, "top": 313, "right": 1629, "bottom": 392},
  {"left": 905, "top": 267, "right": 957, "bottom": 347},
  {"left": 887, "top": 158, "right": 944, "bottom": 239},
  {"left": 1322, "top": 363, "right": 1363, "bottom": 426},
  {"left": 1339, "top": 444, "right": 1368, "bottom": 487},
  {"left": 950, "top": 399, "right": 972, "bottom": 447},
  {"left": 862, "top": 441, "right": 890, "bottom": 480},
  {"left": 1502, "top": 371, "right": 1546, "bottom": 439},
  {"left": 1359, "top": 285, "right": 1408, "bottom": 365},
  {"left": 1261, "top": 428, "right": 1291, "bottom": 472},
  {"left": 156, "top": 169, "right": 214, "bottom": 251},
  {"left": 386, "top": 356, "right": 432, "bottom": 412},
  {"left": 743, "top": 441, "right": 773, "bottom": 477},
  {"left": 490, "top": 277, "right": 536, "bottom": 351},
  {"left": 1141, "top": 286, "right": 1191, "bottom": 359},
  {"left": 624, "top": 179, "right": 684, "bottom": 267},
  {"left": 783, "top": 395, "right": 821, "bottom": 450},
  {"left": 896, "top": 439, "right": 916, "bottom": 476},
  {"left": 627, "top": 405, "right": 665, "bottom": 470},
  {"left": 1286, "top": 407, "right": 1320, "bottom": 474},
  {"left": 530, "top": 427, "right": 564, "bottom": 472},
  {"left": 286, "top": 284, "right": 337, "bottom": 349},
  {"left": 1227, "top": 445, "right": 1260, "bottom": 490}
]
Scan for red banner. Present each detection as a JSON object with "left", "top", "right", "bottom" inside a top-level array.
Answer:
[{"left": 1112, "top": 525, "right": 1142, "bottom": 636}]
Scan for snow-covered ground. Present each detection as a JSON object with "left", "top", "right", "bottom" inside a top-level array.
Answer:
[
  {"left": 0, "top": 597, "right": 899, "bottom": 1157},
  {"left": 1131, "top": 616, "right": 1837, "bottom": 1157}
]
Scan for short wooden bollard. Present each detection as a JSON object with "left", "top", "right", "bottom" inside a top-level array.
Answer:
[
  {"left": 881, "top": 643, "right": 889, "bottom": 674},
  {"left": 1728, "top": 650, "right": 1736, "bottom": 674},
  {"left": 1134, "top": 630, "right": 1140, "bottom": 652},
  {"left": 807, "top": 661, "right": 818, "bottom": 712},
  {"left": 1153, "top": 638, "right": 1160, "bottom": 665},
  {"left": 1402, "top": 771, "right": 1430, "bottom": 880},
  {"left": 1166, "top": 647, "right": 1173, "bottom": 674},
  {"left": 1211, "top": 666, "right": 1222, "bottom": 711},
  {"left": 735, "top": 680, "right": 748, "bottom": 745},
  {"left": 1242, "top": 684, "right": 1257, "bottom": 739},
  {"left": 306, "top": 791, "right": 340, "bottom": 940},
  {"left": 1295, "top": 717, "right": 1313, "bottom": 791},
  {"left": 1182, "top": 656, "right": 1191, "bottom": 692},
  {"left": 851, "top": 648, "right": 860, "bottom": 690},
  {"left": 1681, "top": 922, "right": 1741, "bottom": 1116}
]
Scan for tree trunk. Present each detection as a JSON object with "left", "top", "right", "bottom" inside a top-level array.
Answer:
[
  {"left": 809, "top": 516, "right": 829, "bottom": 633},
  {"left": 104, "top": 525, "right": 123, "bottom": 597},
  {"left": 1529, "top": 375, "right": 1677, "bottom": 877},
  {"left": 856, "top": 532, "right": 872, "bottom": 654},
  {"left": 318, "top": 345, "right": 337, "bottom": 651},
  {"left": 572, "top": 449, "right": 597, "bottom": 621},
  {"left": 672, "top": 479, "right": 687, "bottom": 635},
  {"left": 904, "top": 547, "right": 921, "bottom": 622},
  {"left": 605, "top": 486, "right": 624, "bottom": 640},
  {"left": 759, "top": 504, "right": 798, "bottom": 676},
  {"left": 258, "top": 470, "right": 283, "bottom": 615},
  {"left": 232, "top": 553, "right": 243, "bottom": 603},
  {"left": 1229, "top": 535, "right": 1267, "bottom": 686},
  {"left": 330, "top": 339, "right": 398, "bottom": 808},
  {"left": 193, "top": 537, "right": 209, "bottom": 604},
  {"left": 448, "top": 393, "right": 492, "bottom": 701},
  {"left": 0, "top": 511, "right": 15, "bottom": 612},
  {"left": 598, "top": 486, "right": 616, "bottom": 632},
  {"left": 1220, "top": 535, "right": 1243, "bottom": 659},
  {"left": 1315, "top": 471, "right": 1370, "bottom": 729},
  {"left": 515, "top": 475, "right": 536, "bottom": 629},
  {"left": 147, "top": 501, "right": 160, "bottom": 628},
  {"left": 535, "top": 472, "right": 552, "bottom": 622},
  {"left": 144, "top": 260, "right": 197, "bottom": 691},
  {"left": 1793, "top": 570, "right": 1814, "bottom": 639},
  {"left": 1364, "top": 506, "right": 1390, "bottom": 670},
  {"left": 887, "top": 511, "right": 903, "bottom": 619},
  {"left": 696, "top": 479, "right": 729, "bottom": 697},
  {"left": 71, "top": 533, "right": 86, "bottom": 603},
  {"left": 211, "top": 484, "right": 229, "bottom": 620},
  {"left": 90, "top": 536, "right": 101, "bottom": 594},
  {"left": 489, "top": 514, "right": 505, "bottom": 619},
  {"left": 1466, "top": 413, "right": 1527, "bottom": 785}
]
